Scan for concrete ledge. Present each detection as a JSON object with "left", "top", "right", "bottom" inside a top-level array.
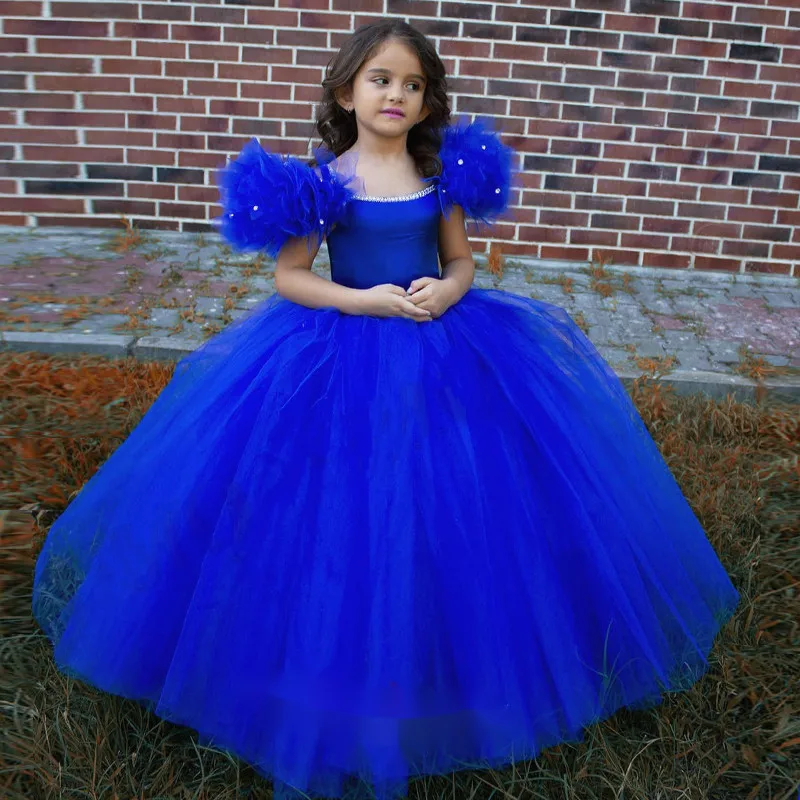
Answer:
[
  {"left": 131, "top": 335, "right": 201, "bottom": 362},
  {"left": 0, "top": 330, "right": 135, "bottom": 358},
  {"left": 2, "top": 331, "right": 797, "bottom": 404},
  {"left": 617, "top": 369, "right": 799, "bottom": 404}
]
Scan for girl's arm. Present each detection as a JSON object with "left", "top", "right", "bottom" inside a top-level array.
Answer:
[
  {"left": 274, "top": 234, "right": 364, "bottom": 315},
  {"left": 438, "top": 204, "right": 475, "bottom": 302},
  {"left": 407, "top": 204, "right": 475, "bottom": 316}
]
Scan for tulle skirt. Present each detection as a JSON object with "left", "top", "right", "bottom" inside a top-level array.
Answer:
[{"left": 32, "top": 288, "right": 740, "bottom": 800}]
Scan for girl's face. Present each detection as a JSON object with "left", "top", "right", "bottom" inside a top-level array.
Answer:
[{"left": 343, "top": 38, "right": 430, "bottom": 137}]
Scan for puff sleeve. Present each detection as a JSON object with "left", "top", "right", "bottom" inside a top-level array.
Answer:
[
  {"left": 214, "top": 138, "right": 356, "bottom": 257},
  {"left": 437, "top": 118, "right": 516, "bottom": 224}
]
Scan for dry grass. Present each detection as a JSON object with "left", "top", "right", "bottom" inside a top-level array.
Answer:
[{"left": 1, "top": 352, "right": 798, "bottom": 800}]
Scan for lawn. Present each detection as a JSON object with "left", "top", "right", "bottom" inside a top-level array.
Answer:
[{"left": 1, "top": 351, "right": 797, "bottom": 800}]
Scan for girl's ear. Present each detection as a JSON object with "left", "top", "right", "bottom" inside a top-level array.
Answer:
[{"left": 335, "top": 87, "right": 354, "bottom": 113}]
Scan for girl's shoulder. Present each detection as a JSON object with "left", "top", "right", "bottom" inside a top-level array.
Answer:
[
  {"left": 436, "top": 118, "right": 517, "bottom": 224},
  {"left": 214, "top": 120, "right": 518, "bottom": 254},
  {"left": 215, "top": 139, "right": 358, "bottom": 256}
]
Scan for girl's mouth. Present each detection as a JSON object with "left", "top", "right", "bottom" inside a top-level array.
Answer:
[{"left": 382, "top": 110, "right": 405, "bottom": 118}]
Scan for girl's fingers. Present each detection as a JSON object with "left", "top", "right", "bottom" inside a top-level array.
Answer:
[
  {"left": 407, "top": 287, "right": 433, "bottom": 305},
  {"left": 399, "top": 299, "right": 431, "bottom": 319}
]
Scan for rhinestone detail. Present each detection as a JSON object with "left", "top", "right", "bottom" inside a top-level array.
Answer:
[{"left": 352, "top": 184, "right": 437, "bottom": 202}]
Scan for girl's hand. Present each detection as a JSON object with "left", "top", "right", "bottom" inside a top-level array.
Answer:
[
  {"left": 356, "top": 283, "right": 433, "bottom": 321},
  {"left": 405, "top": 277, "right": 460, "bottom": 318}
]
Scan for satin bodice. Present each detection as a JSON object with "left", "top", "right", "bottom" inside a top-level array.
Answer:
[{"left": 326, "top": 185, "right": 441, "bottom": 290}]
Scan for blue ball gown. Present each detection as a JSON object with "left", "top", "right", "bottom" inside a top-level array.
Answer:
[{"left": 32, "top": 120, "right": 740, "bottom": 800}]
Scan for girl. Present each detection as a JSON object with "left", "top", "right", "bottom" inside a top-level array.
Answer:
[{"left": 33, "top": 20, "right": 740, "bottom": 800}]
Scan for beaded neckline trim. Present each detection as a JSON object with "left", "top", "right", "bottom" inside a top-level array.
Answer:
[{"left": 352, "top": 184, "right": 436, "bottom": 202}]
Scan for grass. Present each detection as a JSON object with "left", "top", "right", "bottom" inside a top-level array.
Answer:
[{"left": 1, "top": 352, "right": 798, "bottom": 800}]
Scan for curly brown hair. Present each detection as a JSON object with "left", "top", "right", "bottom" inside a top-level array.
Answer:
[{"left": 313, "top": 20, "right": 451, "bottom": 179}]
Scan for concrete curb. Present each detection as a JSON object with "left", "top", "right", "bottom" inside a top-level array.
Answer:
[{"left": 2, "top": 329, "right": 797, "bottom": 404}]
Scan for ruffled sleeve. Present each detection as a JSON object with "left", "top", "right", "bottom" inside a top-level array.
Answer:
[
  {"left": 436, "top": 118, "right": 516, "bottom": 224},
  {"left": 214, "top": 138, "right": 356, "bottom": 257}
]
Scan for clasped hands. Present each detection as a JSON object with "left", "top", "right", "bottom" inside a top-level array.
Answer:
[{"left": 357, "top": 277, "right": 459, "bottom": 322}]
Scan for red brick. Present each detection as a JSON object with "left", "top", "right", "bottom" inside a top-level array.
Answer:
[
  {"left": 261, "top": 101, "right": 313, "bottom": 120},
  {"left": 129, "top": 183, "right": 176, "bottom": 200},
  {"left": 224, "top": 26, "right": 275, "bottom": 45},
  {"left": 37, "top": 75, "right": 129, "bottom": 93},
  {"left": 115, "top": 22, "right": 169, "bottom": 40},
  {"left": 744, "top": 260, "right": 791, "bottom": 275},
  {"left": 166, "top": 61, "right": 214, "bottom": 79},
  {"left": 675, "top": 39, "right": 727, "bottom": 59},
  {"left": 157, "top": 133, "right": 206, "bottom": 151},
  {"left": 642, "top": 252, "right": 691, "bottom": 269},
  {"left": 52, "top": 2, "right": 138, "bottom": 19},
  {"left": 2, "top": 55, "right": 94, "bottom": 74},
  {"left": 603, "top": 142, "right": 653, "bottom": 161},
  {"left": 592, "top": 249, "right": 642, "bottom": 267},
  {"left": 540, "top": 245, "right": 591, "bottom": 261},
  {"left": 718, "top": 117, "right": 769, "bottom": 135},
  {"left": 771, "top": 121, "right": 800, "bottom": 139},
  {"left": 438, "top": 39, "right": 491, "bottom": 58},
  {"left": 670, "top": 236, "right": 721, "bottom": 254},
  {"left": 102, "top": 58, "right": 162, "bottom": 77},
  {"left": 722, "top": 240, "right": 769, "bottom": 258},
  {"left": 459, "top": 59, "right": 510, "bottom": 78},
  {"left": 648, "top": 183, "right": 698, "bottom": 201},
  {"left": 189, "top": 43, "right": 240, "bottom": 62},
  {"left": 158, "top": 97, "right": 205, "bottom": 115},
  {"left": 758, "top": 64, "right": 800, "bottom": 84},
  {"left": 218, "top": 63, "right": 268, "bottom": 82},
  {"left": 134, "top": 78, "right": 184, "bottom": 96},
  {"left": 605, "top": 13, "right": 656, "bottom": 33},
  {"left": 751, "top": 189, "right": 800, "bottom": 208},
  {"left": 246, "top": 9, "right": 300, "bottom": 27},
  {"left": 186, "top": 80, "right": 238, "bottom": 98},
  {"left": 210, "top": 99, "right": 260, "bottom": 117},
  {"left": 547, "top": 48, "right": 599, "bottom": 66},
  {"left": 640, "top": 217, "right": 690, "bottom": 235},
  {"left": 241, "top": 82, "right": 292, "bottom": 101},
  {"left": 728, "top": 205, "right": 777, "bottom": 223},
  {"left": 8, "top": 197, "right": 85, "bottom": 213},
  {"left": 518, "top": 225, "right": 568, "bottom": 243},
  {"left": 83, "top": 94, "right": 154, "bottom": 112},
  {"left": 178, "top": 185, "right": 217, "bottom": 204},
  {"left": 24, "top": 145, "right": 123, "bottom": 161},
  {"left": 180, "top": 151, "right": 228, "bottom": 169},
  {"left": 86, "top": 130, "right": 151, "bottom": 147},
  {"left": 570, "top": 229, "right": 617, "bottom": 246},
  {"left": 0, "top": 38, "right": 29, "bottom": 54},
  {"left": 634, "top": 128, "right": 683, "bottom": 147},
  {"left": 708, "top": 61, "right": 758, "bottom": 81},
  {"left": 26, "top": 110, "right": 125, "bottom": 127},
  {"left": 271, "top": 66, "right": 324, "bottom": 85},
  {"left": 5, "top": 18, "right": 107, "bottom": 36},
  {"left": 494, "top": 43, "right": 547, "bottom": 63},
  {"left": 241, "top": 46, "right": 294, "bottom": 65},
  {"left": 128, "top": 149, "right": 175, "bottom": 168},
  {"left": 137, "top": 41, "right": 187, "bottom": 60},
  {"left": 141, "top": 3, "right": 191, "bottom": 22},
  {"left": 0, "top": 2, "right": 43, "bottom": 15},
  {"left": 0, "top": 91, "right": 73, "bottom": 109},
  {"left": 682, "top": 2, "right": 732, "bottom": 22},
  {"left": 621, "top": 233, "right": 670, "bottom": 250},
  {"left": 180, "top": 116, "right": 228, "bottom": 134},
  {"left": 724, "top": 80, "right": 772, "bottom": 99},
  {"left": 693, "top": 256, "right": 741, "bottom": 272}
]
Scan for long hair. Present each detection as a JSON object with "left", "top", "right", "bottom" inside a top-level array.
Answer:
[{"left": 313, "top": 20, "right": 451, "bottom": 178}]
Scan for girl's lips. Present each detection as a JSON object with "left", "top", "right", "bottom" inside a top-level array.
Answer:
[{"left": 382, "top": 110, "right": 405, "bottom": 118}]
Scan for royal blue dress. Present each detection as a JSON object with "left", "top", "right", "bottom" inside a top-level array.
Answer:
[{"left": 32, "top": 121, "right": 740, "bottom": 800}]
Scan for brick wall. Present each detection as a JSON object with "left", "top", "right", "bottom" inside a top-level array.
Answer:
[{"left": 1, "top": 0, "right": 799, "bottom": 276}]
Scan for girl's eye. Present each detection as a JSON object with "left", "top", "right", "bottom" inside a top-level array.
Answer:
[{"left": 371, "top": 78, "right": 422, "bottom": 91}]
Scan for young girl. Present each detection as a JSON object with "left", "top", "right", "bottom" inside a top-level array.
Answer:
[{"left": 33, "top": 20, "right": 740, "bottom": 800}]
